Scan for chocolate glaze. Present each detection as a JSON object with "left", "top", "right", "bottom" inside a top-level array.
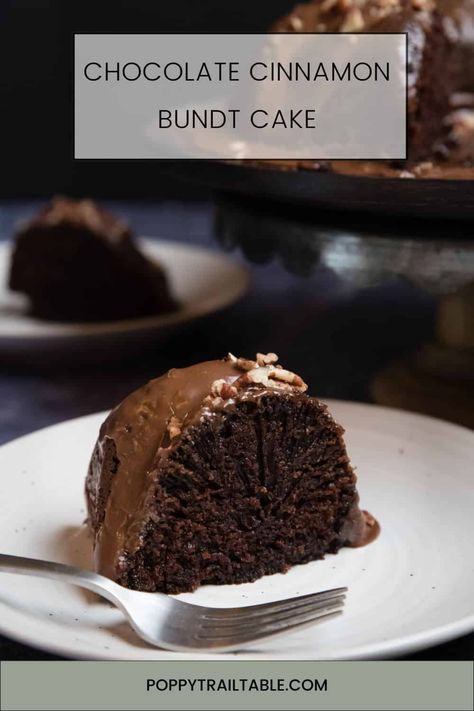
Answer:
[
  {"left": 88, "top": 359, "right": 240, "bottom": 579},
  {"left": 86, "top": 355, "right": 377, "bottom": 581}
]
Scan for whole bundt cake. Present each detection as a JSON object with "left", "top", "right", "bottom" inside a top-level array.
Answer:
[
  {"left": 86, "top": 353, "right": 378, "bottom": 593},
  {"left": 272, "top": 0, "right": 474, "bottom": 164}
]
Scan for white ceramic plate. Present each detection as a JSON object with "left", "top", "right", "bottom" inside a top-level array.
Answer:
[
  {"left": 0, "top": 401, "right": 473, "bottom": 660},
  {"left": 0, "top": 239, "right": 249, "bottom": 362}
]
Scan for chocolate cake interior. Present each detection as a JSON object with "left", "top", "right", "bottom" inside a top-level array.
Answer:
[{"left": 123, "top": 392, "right": 369, "bottom": 593}]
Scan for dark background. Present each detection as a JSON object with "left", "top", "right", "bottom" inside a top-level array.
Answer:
[{"left": 0, "top": 0, "right": 296, "bottom": 199}]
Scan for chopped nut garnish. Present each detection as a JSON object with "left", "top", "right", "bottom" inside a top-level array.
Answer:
[
  {"left": 446, "top": 109, "right": 474, "bottom": 136},
  {"left": 210, "top": 379, "right": 238, "bottom": 400},
  {"left": 340, "top": 8, "right": 364, "bottom": 31},
  {"left": 202, "top": 394, "right": 224, "bottom": 409},
  {"left": 289, "top": 15, "right": 304, "bottom": 30},
  {"left": 222, "top": 353, "right": 307, "bottom": 395},
  {"left": 413, "top": 161, "right": 434, "bottom": 175},
  {"left": 256, "top": 352, "right": 278, "bottom": 366},
  {"left": 268, "top": 368, "right": 307, "bottom": 390},
  {"left": 450, "top": 93, "right": 474, "bottom": 109},
  {"left": 167, "top": 416, "right": 182, "bottom": 440},
  {"left": 242, "top": 368, "right": 272, "bottom": 385},
  {"left": 234, "top": 357, "right": 258, "bottom": 371},
  {"left": 235, "top": 365, "right": 307, "bottom": 392},
  {"left": 440, "top": 109, "right": 474, "bottom": 161}
]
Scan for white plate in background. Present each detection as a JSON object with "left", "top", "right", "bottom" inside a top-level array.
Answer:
[
  {"left": 0, "top": 239, "right": 249, "bottom": 362},
  {"left": 0, "top": 401, "right": 472, "bottom": 660}
]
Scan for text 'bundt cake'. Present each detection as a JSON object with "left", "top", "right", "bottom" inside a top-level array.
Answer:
[{"left": 86, "top": 354, "right": 378, "bottom": 593}]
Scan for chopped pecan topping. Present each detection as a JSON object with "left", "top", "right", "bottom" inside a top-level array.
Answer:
[
  {"left": 227, "top": 353, "right": 258, "bottom": 371},
  {"left": 268, "top": 367, "right": 307, "bottom": 389},
  {"left": 340, "top": 7, "right": 364, "bottom": 31},
  {"left": 167, "top": 415, "right": 182, "bottom": 440},
  {"left": 289, "top": 15, "right": 304, "bottom": 30},
  {"left": 237, "top": 357, "right": 258, "bottom": 371},
  {"left": 224, "top": 352, "right": 307, "bottom": 394},
  {"left": 237, "top": 368, "right": 271, "bottom": 386},
  {"left": 235, "top": 365, "right": 307, "bottom": 392},
  {"left": 211, "top": 378, "right": 238, "bottom": 400},
  {"left": 256, "top": 352, "right": 278, "bottom": 366},
  {"left": 413, "top": 161, "right": 434, "bottom": 176}
]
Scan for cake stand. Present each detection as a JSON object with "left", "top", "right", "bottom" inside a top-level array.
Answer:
[
  {"left": 215, "top": 191, "right": 474, "bottom": 294},
  {"left": 169, "top": 160, "right": 474, "bottom": 220},
  {"left": 163, "top": 161, "right": 474, "bottom": 426}
]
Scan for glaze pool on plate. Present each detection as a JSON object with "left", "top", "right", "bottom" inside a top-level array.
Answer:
[{"left": 0, "top": 401, "right": 472, "bottom": 660}]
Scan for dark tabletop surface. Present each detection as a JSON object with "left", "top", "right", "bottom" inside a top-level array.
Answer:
[{"left": 0, "top": 199, "right": 472, "bottom": 661}]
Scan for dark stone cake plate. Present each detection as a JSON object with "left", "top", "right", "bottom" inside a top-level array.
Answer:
[{"left": 164, "top": 161, "right": 474, "bottom": 220}]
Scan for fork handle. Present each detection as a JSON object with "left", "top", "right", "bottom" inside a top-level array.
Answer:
[{"left": 0, "top": 553, "right": 124, "bottom": 608}]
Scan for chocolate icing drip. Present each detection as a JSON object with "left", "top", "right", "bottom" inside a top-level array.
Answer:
[{"left": 343, "top": 506, "right": 381, "bottom": 547}]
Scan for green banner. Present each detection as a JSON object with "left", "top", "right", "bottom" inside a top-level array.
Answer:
[{"left": 1, "top": 661, "right": 472, "bottom": 711}]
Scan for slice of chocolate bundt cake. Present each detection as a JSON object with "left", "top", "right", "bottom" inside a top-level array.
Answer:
[
  {"left": 86, "top": 354, "right": 378, "bottom": 593},
  {"left": 9, "top": 197, "right": 177, "bottom": 322}
]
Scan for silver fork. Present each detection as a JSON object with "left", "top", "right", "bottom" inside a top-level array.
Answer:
[{"left": 0, "top": 553, "right": 346, "bottom": 652}]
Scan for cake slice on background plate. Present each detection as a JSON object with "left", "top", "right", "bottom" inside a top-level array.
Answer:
[{"left": 9, "top": 197, "right": 177, "bottom": 322}]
